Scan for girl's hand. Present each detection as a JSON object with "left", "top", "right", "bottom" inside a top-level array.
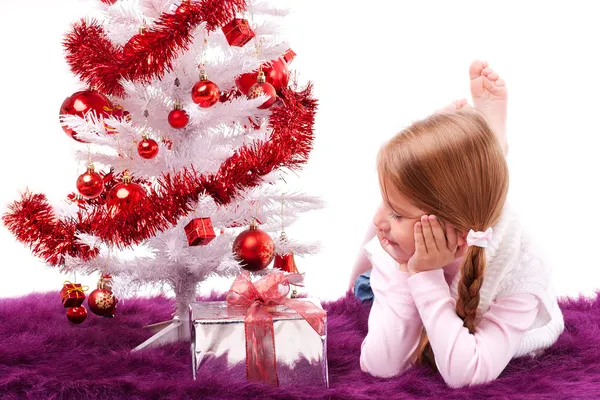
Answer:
[{"left": 407, "top": 215, "right": 463, "bottom": 275}]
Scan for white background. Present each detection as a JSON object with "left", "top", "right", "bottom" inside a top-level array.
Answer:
[{"left": 1, "top": 0, "right": 599, "bottom": 301}]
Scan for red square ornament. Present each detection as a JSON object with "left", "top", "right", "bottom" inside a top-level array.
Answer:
[
  {"left": 184, "top": 217, "right": 216, "bottom": 246},
  {"left": 222, "top": 18, "right": 255, "bottom": 47}
]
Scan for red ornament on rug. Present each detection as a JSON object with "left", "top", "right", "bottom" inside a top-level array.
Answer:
[
  {"left": 192, "top": 70, "right": 220, "bottom": 108},
  {"left": 248, "top": 70, "right": 277, "bottom": 109},
  {"left": 233, "top": 221, "right": 275, "bottom": 271},
  {"left": 138, "top": 135, "right": 159, "bottom": 159},
  {"left": 88, "top": 275, "right": 118, "bottom": 317},
  {"left": 106, "top": 173, "right": 146, "bottom": 214},
  {"left": 184, "top": 217, "right": 216, "bottom": 246},
  {"left": 60, "top": 281, "right": 88, "bottom": 308},
  {"left": 76, "top": 164, "right": 104, "bottom": 199},
  {"left": 235, "top": 57, "right": 289, "bottom": 95},
  {"left": 221, "top": 18, "right": 255, "bottom": 47},
  {"left": 59, "top": 90, "right": 113, "bottom": 142},
  {"left": 66, "top": 306, "right": 88, "bottom": 324},
  {"left": 168, "top": 102, "right": 189, "bottom": 129}
]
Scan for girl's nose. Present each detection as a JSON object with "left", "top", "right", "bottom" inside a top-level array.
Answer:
[{"left": 373, "top": 203, "right": 390, "bottom": 230}]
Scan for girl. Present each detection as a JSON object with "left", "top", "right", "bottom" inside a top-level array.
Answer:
[{"left": 355, "top": 62, "right": 564, "bottom": 388}]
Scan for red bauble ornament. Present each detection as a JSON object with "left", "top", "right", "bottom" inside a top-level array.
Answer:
[
  {"left": 221, "top": 18, "right": 255, "bottom": 47},
  {"left": 184, "top": 217, "right": 216, "bottom": 246},
  {"left": 138, "top": 136, "right": 159, "bottom": 159},
  {"left": 59, "top": 90, "right": 112, "bottom": 142},
  {"left": 232, "top": 222, "right": 275, "bottom": 271},
  {"left": 106, "top": 175, "right": 146, "bottom": 213},
  {"left": 66, "top": 306, "right": 88, "bottom": 324},
  {"left": 273, "top": 252, "right": 299, "bottom": 274},
  {"left": 235, "top": 57, "right": 289, "bottom": 95},
  {"left": 168, "top": 106, "right": 189, "bottom": 129},
  {"left": 248, "top": 71, "right": 277, "bottom": 109},
  {"left": 192, "top": 71, "right": 220, "bottom": 108},
  {"left": 76, "top": 164, "right": 104, "bottom": 199},
  {"left": 88, "top": 288, "right": 118, "bottom": 317}
]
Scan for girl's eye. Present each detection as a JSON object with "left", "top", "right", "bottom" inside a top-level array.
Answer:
[{"left": 390, "top": 213, "right": 402, "bottom": 220}]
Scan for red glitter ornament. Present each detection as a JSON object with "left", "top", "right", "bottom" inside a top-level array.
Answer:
[
  {"left": 106, "top": 174, "right": 146, "bottom": 214},
  {"left": 236, "top": 57, "right": 289, "bottom": 95},
  {"left": 138, "top": 136, "right": 159, "bottom": 159},
  {"left": 59, "top": 90, "right": 112, "bottom": 141},
  {"left": 192, "top": 70, "right": 220, "bottom": 108},
  {"left": 232, "top": 221, "right": 274, "bottom": 271},
  {"left": 221, "top": 18, "right": 255, "bottom": 47},
  {"left": 168, "top": 103, "right": 189, "bottom": 129},
  {"left": 66, "top": 306, "right": 88, "bottom": 324},
  {"left": 76, "top": 164, "right": 104, "bottom": 199},
  {"left": 248, "top": 70, "right": 277, "bottom": 109}
]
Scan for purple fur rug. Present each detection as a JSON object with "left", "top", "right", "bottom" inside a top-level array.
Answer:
[{"left": 1, "top": 291, "right": 599, "bottom": 400}]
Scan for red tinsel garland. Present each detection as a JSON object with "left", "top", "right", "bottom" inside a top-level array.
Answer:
[
  {"left": 3, "top": 86, "right": 317, "bottom": 265},
  {"left": 63, "top": 0, "right": 246, "bottom": 97}
]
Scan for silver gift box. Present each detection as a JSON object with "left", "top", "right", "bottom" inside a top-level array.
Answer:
[{"left": 189, "top": 299, "right": 329, "bottom": 387}]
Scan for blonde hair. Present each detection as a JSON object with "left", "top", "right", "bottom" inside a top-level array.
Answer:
[{"left": 377, "top": 109, "right": 509, "bottom": 371}]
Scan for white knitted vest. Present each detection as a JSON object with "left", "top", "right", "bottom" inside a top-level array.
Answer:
[{"left": 448, "top": 201, "right": 564, "bottom": 358}]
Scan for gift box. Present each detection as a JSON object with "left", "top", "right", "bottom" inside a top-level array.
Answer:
[
  {"left": 221, "top": 18, "right": 255, "bottom": 47},
  {"left": 60, "top": 281, "right": 86, "bottom": 308},
  {"left": 189, "top": 272, "right": 329, "bottom": 387},
  {"left": 184, "top": 217, "right": 216, "bottom": 246}
]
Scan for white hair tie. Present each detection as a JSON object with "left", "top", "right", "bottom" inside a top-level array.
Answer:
[{"left": 466, "top": 227, "right": 493, "bottom": 248}]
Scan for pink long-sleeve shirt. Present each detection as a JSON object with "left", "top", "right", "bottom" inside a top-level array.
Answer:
[{"left": 360, "top": 256, "right": 540, "bottom": 388}]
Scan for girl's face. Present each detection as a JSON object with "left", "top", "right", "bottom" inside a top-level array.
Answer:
[{"left": 373, "top": 181, "right": 467, "bottom": 264}]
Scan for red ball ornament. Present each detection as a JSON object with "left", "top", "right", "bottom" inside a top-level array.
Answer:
[
  {"left": 248, "top": 72, "right": 277, "bottom": 109},
  {"left": 192, "top": 71, "right": 220, "bottom": 108},
  {"left": 66, "top": 306, "right": 88, "bottom": 324},
  {"left": 232, "top": 222, "right": 275, "bottom": 271},
  {"left": 59, "top": 90, "right": 112, "bottom": 142},
  {"left": 138, "top": 136, "right": 159, "bottom": 159},
  {"left": 76, "top": 164, "right": 104, "bottom": 199},
  {"left": 106, "top": 175, "right": 146, "bottom": 213},
  {"left": 235, "top": 57, "right": 289, "bottom": 95},
  {"left": 88, "top": 288, "right": 118, "bottom": 317},
  {"left": 168, "top": 107, "right": 189, "bottom": 129}
]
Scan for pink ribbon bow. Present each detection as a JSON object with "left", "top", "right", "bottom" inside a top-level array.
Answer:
[
  {"left": 226, "top": 271, "right": 326, "bottom": 386},
  {"left": 466, "top": 227, "right": 493, "bottom": 248}
]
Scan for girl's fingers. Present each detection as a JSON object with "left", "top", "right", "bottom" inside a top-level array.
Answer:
[
  {"left": 420, "top": 215, "right": 438, "bottom": 252},
  {"left": 414, "top": 221, "right": 427, "bottom": 253}
]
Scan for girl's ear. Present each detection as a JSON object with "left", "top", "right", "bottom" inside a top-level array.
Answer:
[{"left": 456, "top": 231, "right": 468, "bottom": 258}]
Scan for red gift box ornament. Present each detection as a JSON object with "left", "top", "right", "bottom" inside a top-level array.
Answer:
[
  {"left": 226, "top": 271, "right": 326, "bottom": 387},
  {"left": 184, "top": 217, "right": 216, "bottom": 246},
  {"left": 222, "top": 18, "right": 255, "bottom": 47},
  {"left": 60, "top": 281, "right": 88, "bottom": 308}
]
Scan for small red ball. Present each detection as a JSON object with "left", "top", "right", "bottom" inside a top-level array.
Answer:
[
  {"left": 191, "top": 80, "right": 220, "bottom": 108},
  {"left": 76, "top": 167, "right": 104, "bottom": 199},
  {"left": 248, "top": 81, "right": 277, "bottom": 109},
  {"left": 106, "top": 181, "right": 146, "bottom": 212},
  {"left": 59, "top": 90, "right": 112, "bottom": 142},
  {"left": 88, "top": 288, "right": 118, "bottom": 317},
  {"left": 233, "top": 227, "right": 275, "bottom": 271},
  {"left": 168, "top": 109, "right": 189, "bottom": 129},
  {"left": 138, "top": 138, "right": 159, "bottom": 159},
  {"left": 66, "top": 306, "right": 88, "bottom": 324}
]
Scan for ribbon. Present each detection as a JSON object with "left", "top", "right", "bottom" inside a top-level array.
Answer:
[
  {"left": 226, "top": 271, "right": 326, "bottom": 386},
  {"left": 466, "top": 227, "right": 493, "bottom": 248},
  {"left": 60, "top": 281, "right": 89, "bottom": 305}
]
